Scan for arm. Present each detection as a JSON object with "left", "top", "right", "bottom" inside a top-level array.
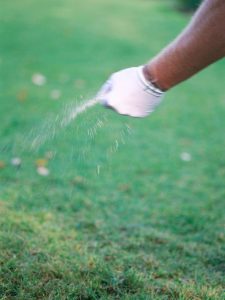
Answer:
[
  {"left": 144, "top": 0, "right": 225, "bottom": 91},
  {"left": 97, "top": 0, "right": 225, "bottom": 117}
]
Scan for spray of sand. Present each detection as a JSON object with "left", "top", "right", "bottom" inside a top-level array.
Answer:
[
  {"left": 7, "top": 97, "right": 134, "bottom": 177},
  {"left": 30, "top": 98, "right": 98, "bottom": 151},
  {"left": 60, "top": 98, "right": 98, "bottom": 128}
]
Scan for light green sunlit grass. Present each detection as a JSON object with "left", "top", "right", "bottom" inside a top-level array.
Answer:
[{"left": 0, "top": 0, "right": 225, "bottom": 299}]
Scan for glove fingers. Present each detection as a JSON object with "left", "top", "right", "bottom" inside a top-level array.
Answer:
[{"left": 96, "top": 78, "right": 113, "bottom": 106}]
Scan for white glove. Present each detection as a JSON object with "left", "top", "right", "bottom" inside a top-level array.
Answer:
[{"left": 96, "top": 66, "right": 164, "bottom": 118}]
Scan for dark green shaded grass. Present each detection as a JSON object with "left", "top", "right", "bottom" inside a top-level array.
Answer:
[{"left": 0, "top": 0, "right": 225, "bottom": 299}]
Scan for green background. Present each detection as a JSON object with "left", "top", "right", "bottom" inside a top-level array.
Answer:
[
  {"left": 0, "top": 0, "right": 224, "bottom": 298},
  {"left": 177, "top": 0, "right": 202, "bottom": 10}
]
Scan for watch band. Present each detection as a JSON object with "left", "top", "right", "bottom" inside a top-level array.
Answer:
[{"left": 137, "top": 66, "right": 164, "bottom": 97}]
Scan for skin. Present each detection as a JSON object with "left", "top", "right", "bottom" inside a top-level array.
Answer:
[{"left": 143, "top": 0, "right": 225, "bottom": 91}]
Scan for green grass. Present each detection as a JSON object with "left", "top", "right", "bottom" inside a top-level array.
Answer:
[{"left": 0, "top": 0, "right": 225, "bottom": 299}]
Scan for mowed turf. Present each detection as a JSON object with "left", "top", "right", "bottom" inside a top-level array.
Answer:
[{"left": 0, "top": 0, "right": 225, "bottom": 299}]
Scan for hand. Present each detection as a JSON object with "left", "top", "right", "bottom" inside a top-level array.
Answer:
[{"left": 96, "top": 66, "right": 164, "bottom": 118}]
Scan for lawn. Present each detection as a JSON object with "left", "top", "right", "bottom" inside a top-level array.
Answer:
[{"left": 0, "top": 0, "right": 225, "bottom": 299}]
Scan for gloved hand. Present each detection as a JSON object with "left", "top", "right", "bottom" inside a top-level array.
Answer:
[{"left": 96, "top": 66, "right": 164, "bottom": 118}]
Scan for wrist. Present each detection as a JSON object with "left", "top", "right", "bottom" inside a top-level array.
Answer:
[
  {"left": 143, "top": 62, "right": 169, "bottom": 92},
  {"left": 143, "top": 63, "right": 170, "bottom": 92},
  {"left": 138, "top": 66, "right": 164, "bottom": 97}
]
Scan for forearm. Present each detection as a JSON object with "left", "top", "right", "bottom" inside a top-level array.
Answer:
[{"left": 144, "top": 0, "right": 225, "bottom": 91}]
